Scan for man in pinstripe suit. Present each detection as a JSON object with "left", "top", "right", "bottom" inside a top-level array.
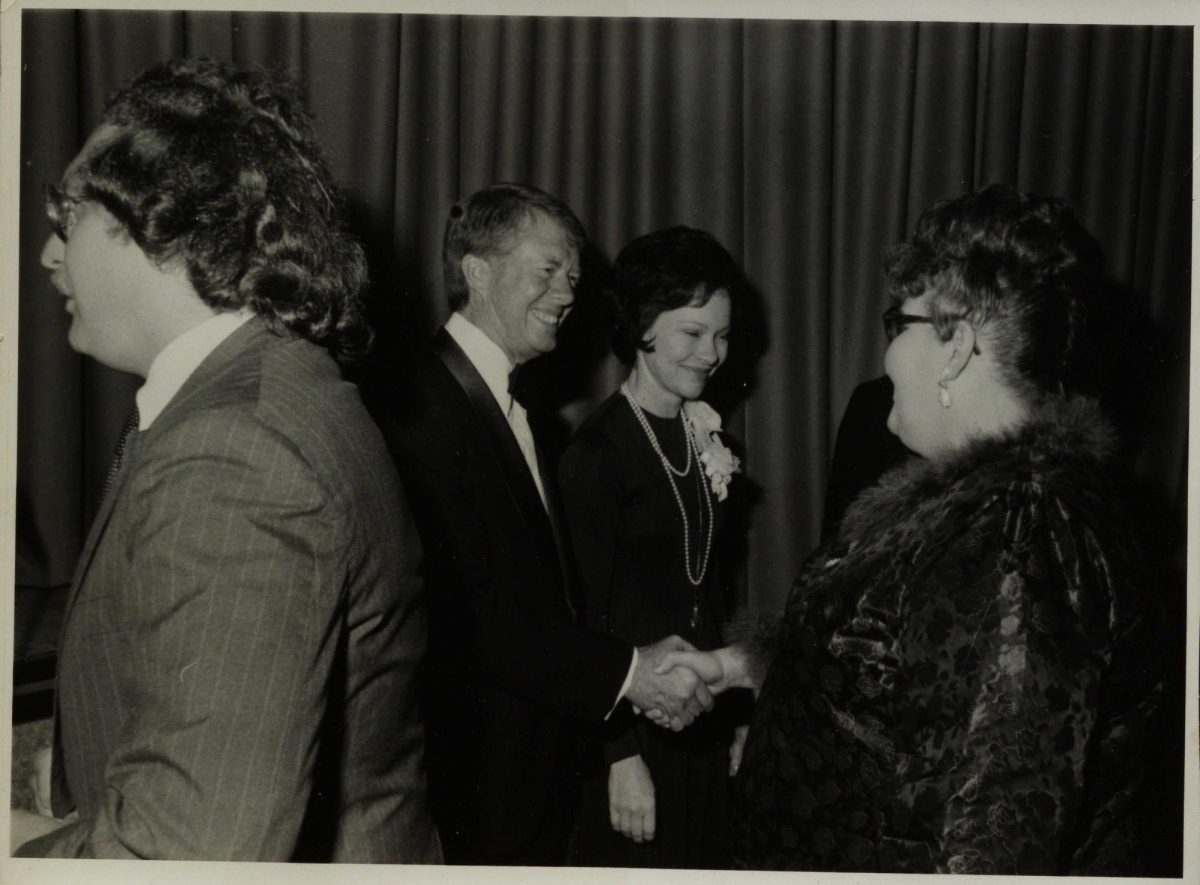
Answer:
[{"left": 12, "top": 59, "right": 440, "bottom": 862}]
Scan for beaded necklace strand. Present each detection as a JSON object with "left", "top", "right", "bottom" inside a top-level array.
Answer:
[{"left": 620, "top": 384, "right": 715, "bottom": 622}]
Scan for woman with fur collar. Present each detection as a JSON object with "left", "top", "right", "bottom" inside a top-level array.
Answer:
[{"left": 658, "top": 185, "right": 1163, "bottom": 874}]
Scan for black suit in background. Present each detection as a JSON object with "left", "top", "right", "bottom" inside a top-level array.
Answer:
[
  {"left": 369, "top": 330, "right": 633, "bottom": 865},
  {"left": 821, "top": 376, "right": 910, "bottom": 540}
]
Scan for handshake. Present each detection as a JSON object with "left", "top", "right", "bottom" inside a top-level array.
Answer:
[{"left": 624, "top": 636, "right": 753, "bottom": 731}]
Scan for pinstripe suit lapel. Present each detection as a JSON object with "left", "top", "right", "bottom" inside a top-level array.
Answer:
[
  {"left": 60, "top": 434, "right": 142, "bottom": 630},
  {"left": 61, "top": 319, "right": 270, "bottom": 632},
  {"left": 51, "top": 423, "right": 146, "bottom": 817},
  {"left": 152, "top": 318, "right": 269, "bottom": 428},
  {"left": 54, "top": 320, "right": 276, "bottom": 818},
  {"left": 52, "top": 426, "right": 144, "bottom": 816}
]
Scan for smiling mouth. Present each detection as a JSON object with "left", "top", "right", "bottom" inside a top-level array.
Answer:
[{"left": 531, "top": 309, "right": 562, "bottom": 327}]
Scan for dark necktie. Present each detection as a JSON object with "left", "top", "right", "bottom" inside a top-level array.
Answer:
[{"left": 102, "top": 406, "right": 140, "bottom": 501}]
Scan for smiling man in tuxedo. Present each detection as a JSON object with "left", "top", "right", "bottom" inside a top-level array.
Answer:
[
  {"left": 12, "top": 59, "right": 439, "bottom": 861},
  {"left": 370, "top": 183, "right": 714, "bottom": 865}
]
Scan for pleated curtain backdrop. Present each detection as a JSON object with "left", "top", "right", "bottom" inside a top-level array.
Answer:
[{"left": 17, "top": 11, "right": 1192, "bottom": 616}]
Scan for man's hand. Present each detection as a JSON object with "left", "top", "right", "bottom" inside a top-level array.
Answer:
[
  {"left": 637, "top": 646, "right": 723, "bottom": 729},
  {"left": 30, "top": 746, "right": 53, "bottom": 818},
  {"left": 11, "top": 746, "right": 63, "bottom": 853},
  {"left": 626, "top": 635, "right": 714, "bottom": 731},
  {"left": 10, "top": 808, "right": 65, "bottom": 853},
  {"left": 608, "top": 755, "right": 655, "bottom": 843},
  {"left": 638, "top": 645, "right": 755, "bottom": 729},
  {"left": 656, "top": 645, "right": 753, "bottom": 695}
]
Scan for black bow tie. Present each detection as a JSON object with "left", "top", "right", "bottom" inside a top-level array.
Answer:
[{"left": 508, "top": 364, "right": 534, "bottom": 410}]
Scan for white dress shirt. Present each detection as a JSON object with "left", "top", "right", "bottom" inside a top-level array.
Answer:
[
  {"left": 445, "top": 312, "right": 547, "bottom": 508},
  {"left": 444, "top": 312, "right": 638, "bottom": 711},
  {"left": 137, "top": 310, "right": 255, "bottom": 430}
]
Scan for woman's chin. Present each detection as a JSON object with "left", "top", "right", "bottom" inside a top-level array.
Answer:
[{"left": 889, "top": 418, "right": 927, "bottom": 459}]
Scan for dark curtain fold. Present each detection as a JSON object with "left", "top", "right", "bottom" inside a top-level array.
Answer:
[{"left": 17, "top": 11, "right": 1191, "bottom": 616}]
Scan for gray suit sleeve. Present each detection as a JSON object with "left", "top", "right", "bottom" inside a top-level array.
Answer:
[{"left": 25, "top": 409, "right": 340, "bottom": 859}]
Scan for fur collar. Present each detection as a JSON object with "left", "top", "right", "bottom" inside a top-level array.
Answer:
[{"left": 839, "top": 395, "right": 1117, "bottom": 546}]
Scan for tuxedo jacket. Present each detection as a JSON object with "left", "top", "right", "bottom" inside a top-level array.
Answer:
[
  {"left": 369, "top": 330, "right": 632, "bottom": 864},
  {"left": 20, "top": 319, "right": 441, "bottom": 862}
]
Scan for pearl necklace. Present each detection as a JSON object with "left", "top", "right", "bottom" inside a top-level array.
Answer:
[{"left": 620, "top": 383, "right": 714, "bottom": 599}]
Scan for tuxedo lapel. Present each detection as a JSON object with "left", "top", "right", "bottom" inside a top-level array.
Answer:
[
  {"left": 531, "top": 433, "right": 577, "bottom": 620},
  {"left": 432, "top": 330, "right": 560, "bottom": 573}
]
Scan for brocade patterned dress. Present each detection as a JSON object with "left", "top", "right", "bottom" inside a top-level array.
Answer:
[{"left": 731, "top": 397, "right": 1163, "bottom": 875}]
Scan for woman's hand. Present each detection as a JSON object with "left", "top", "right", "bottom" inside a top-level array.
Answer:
[
  {"left": 639, "top": 644, "right": 759, "bottom": 729},
  {"left": 654, "top": 644, "right": 755, "bottom": 695},
  {"left": 729, "top": 724, "right": 749, "bottom": 776},
  {"left": 609, "top": 755, "right": 656, "bottom": 843}
]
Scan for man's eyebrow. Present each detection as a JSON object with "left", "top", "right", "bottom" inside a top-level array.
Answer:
[{"left": 540, "top": 251, "right": 580, "bottom": 271}]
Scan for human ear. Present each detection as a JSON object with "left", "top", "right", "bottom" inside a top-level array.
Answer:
[
  {"left": 941, "top": 320, "right": 977, "bottom": 382},
  {"left": 462, "top": 254, "right": 492, "bottom": 299}
]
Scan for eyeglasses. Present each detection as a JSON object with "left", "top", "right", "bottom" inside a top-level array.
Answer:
[
  {"left": 43, "top": 183, "right": 84, "bottom": 242},
  {"left": 882, "top": 305, "right": 983, "bottom": 354},
  {"left": 882, "top": 306, "right": 935, "bottom": 342}
]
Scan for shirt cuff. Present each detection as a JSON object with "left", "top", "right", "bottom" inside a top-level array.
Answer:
[{"left": 605, "top": 647, "right": 638, "bottom": 720}]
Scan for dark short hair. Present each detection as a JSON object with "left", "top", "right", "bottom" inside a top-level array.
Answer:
[
  {"left": 61, "top": 57, "right": 369, "bottom": 363},
  {"left": 609, "top": 226, "right": 742, "bottom": 364},
  {"left": 884, "top": 184, "right": 1108, "bottom": 402},
  {"left": 442, "top": 183, "right": 586, "bottom": 312}
]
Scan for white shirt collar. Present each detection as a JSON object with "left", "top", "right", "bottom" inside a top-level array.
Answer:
[
  {"left": 136, "top": 310, "right": 255, "bottom": 430},
  {"left": 445, "top": 311, "right": 514, "bottom": 410}
]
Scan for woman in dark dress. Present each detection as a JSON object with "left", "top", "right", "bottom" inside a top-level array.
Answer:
[
  {"left": 661, "top": 186, "right": 1163, "bottom": 874},
  {"left": 558, "top": 227, "right": 744, "bottom": 868}
]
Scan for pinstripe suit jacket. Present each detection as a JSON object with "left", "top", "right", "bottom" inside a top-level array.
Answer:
[{"left": 19, "top": 320, "right": 441, "bottom": 862}]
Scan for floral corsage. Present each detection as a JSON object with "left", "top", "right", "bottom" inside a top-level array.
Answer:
[{"left": 683, "top": 400, "right": 741, "bottom": 501}]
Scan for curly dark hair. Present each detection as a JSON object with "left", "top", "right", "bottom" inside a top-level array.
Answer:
[
  {"left": 609, "top": 226, "right": 743, "bottom": 364},
  {"left": 443, "top": 182, "right": 586, "bottom": 312},
  {"left": 884, "top": 184, "right": 1110, "bottom": 402},
  {"left": 58, "top": 57, "right": 369, "bottom": 363}
]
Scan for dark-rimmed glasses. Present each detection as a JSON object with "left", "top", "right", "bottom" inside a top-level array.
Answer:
[
  {"left": 882, "top": 306, "right": 935, "bottom": 342},
  {"left": 43, "top": 183, "right": 84, "bottom": 242},
  {"left": 882, "top": 305, "right": 982, "bottom": 354}
]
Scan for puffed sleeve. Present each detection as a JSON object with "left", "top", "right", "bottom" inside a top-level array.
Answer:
[{"left": 914, "top": 480, "right": 1159, "bottom": 875}]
